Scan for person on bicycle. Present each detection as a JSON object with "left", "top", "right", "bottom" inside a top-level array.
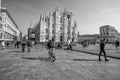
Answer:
[{"left": 47, "top": 39, "right": 56, "bottom": 61}]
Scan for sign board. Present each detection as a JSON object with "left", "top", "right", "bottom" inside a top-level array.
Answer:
[{"left": 31, "top": 34, "right": 35, "bottom": 38}]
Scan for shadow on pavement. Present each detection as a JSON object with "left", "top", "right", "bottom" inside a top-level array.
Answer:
[
  {"left": 21, "top": 56, "right": 49, "bottom": 61},
  {"left": 8, "top": 51, "right": 22, "bottom": 53},
  {"left": 71, "top": 59, "right": 98, "bottom": 61}
]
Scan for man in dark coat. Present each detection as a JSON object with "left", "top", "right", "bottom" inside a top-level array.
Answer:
[
  {"left": 98, "top": 40, "right": 109, "bottom": 61},
  {"left": 115, "top": 40, "right": 119, "bottom": 49}
]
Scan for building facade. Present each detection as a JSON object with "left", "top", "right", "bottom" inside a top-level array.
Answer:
[
  {"left": 0, "top": 8, "right": 21, "bottom": 47},
  {"left": 78, "top": 25, "right": 120, "bottom": 44},
  {"left": 78, "top": 34, "right": 100, "bottom": 43},
  {"left": 72, "top": 21, "right": 78, "bottom": 42},
  {"left": 34, "top": 8, "right": 77, "bottom": 44},
  {"left": 100, "top": 25, "right": 120, "bottom": 42},
  {"left": 61, "top": 9, "right": 69, "bottom": 43},
  {"left": 28, "top": 27, "right": 35, "bottom": 41}
]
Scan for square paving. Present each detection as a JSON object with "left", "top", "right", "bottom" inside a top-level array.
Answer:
[{"left": 0, "top": 46, "right": 120, "bottom": 80}]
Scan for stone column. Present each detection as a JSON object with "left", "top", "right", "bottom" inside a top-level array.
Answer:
[{"left": 67, "top": 12, "right": 72, "bottom": 42}]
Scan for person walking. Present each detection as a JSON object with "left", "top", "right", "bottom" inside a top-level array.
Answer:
[
  {"left": 21, "top": 41, "right": 26, "bottom": 52},
  {"left": 1, "top": 41, "right": 5, "bottom": 49},
  {"left": 98, "top": 40, "right": 109, "bottom": 61},
  {"left": 27, "top": 41, "right": 31, "bottom": 52},
  {"left": 115, "top": 40, "right": 119, "bottom": 49}
]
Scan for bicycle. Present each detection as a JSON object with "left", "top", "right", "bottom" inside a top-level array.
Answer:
[{"left": 48, "top": 48, "right": 56, "bottom": 62}]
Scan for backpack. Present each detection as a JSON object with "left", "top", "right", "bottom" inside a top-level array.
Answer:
[
  {"left": 47, "top": 42, "right": 51, "bottom": 48},
  {"left": 47, "top": 41, "right": 54, "bottom": 48}
]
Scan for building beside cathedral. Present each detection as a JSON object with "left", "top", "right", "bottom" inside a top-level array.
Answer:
[
  {"left": 34, "top": 8, "right": 78, "bottom": 45},
  {"left": 77, "top": 25, "right": 120, "bottom": 43},
  {"left": 100, "top": 25, "right": 120, "bottom": 42}
]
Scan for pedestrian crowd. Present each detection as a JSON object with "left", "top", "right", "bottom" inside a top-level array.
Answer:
[{"left": 0, "top": 37, "right": 120, "bottom": 62}]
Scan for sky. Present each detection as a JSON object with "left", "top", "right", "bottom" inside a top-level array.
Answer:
[{"left": 2, "top": 0, "right": 120, "bottom": 35}]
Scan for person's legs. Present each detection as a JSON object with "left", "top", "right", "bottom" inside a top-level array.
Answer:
[
  {"left": 27, "top": 46, "right": 30, "bottom": 52},
  {"left": 51, "top": 48, "right": 56, "bottom": 62},
  {"left": 48, "top": 48, "right": 55, "bottom": 62},
  {"left": 99, "top": 50, "right": 102, "bottom": 61},
  {"left": 48, "top": 48, "right": 52, "bottom": 60},
  {"left": 103, "top": 50, "right": 109, "bottom": 61},
  {"left": 22, "top": 46, "right": 25, "bottom": 52}
]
